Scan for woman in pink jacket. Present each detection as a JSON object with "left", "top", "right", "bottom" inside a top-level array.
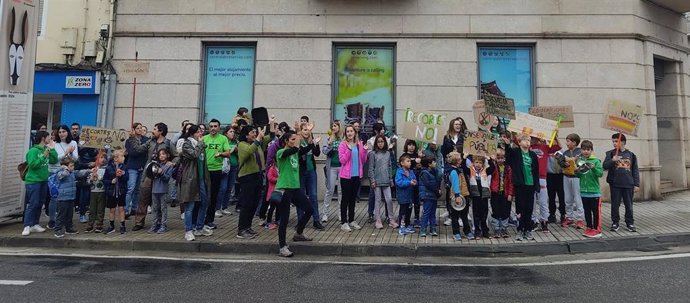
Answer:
[{"left": 338, "top": 125, "right": 368, "bottom": 232}]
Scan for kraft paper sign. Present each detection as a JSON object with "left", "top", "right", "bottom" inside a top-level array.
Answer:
[
  {"left": 601, "top": 100, "right": 643, "bottom": 137},
  {"left": 120, "top": 62, "right": 150, "bottom": 78},
  {"left": 473, "top": 100, "right": 495, "bottom": 131},
  {"left": 507, "top": 112, "right": 559, "bottom": 140},
  {"left": 484, "top": 94, "right": 516, "bottom": 120},
  {"left": 79, "top": 126, "right": 128, "bottom": 150},
  {"left": 402, "top": 108, "right": 446, "bottom": 144},
  {"left": 529, "top": 105, "right": 574, "bottom": 128},
  {"left": 463, "top": 131, "right": 499, "bottom": 157}
]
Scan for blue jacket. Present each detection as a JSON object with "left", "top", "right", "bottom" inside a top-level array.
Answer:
[
  {"left": 125, "top": 136, "right": 149, "bottom": 170},
  {"left": 395, "top": 167, "right": 417, "bottom": 204},
  {"left": 418, "top": 168, "right": 440, "bottom": 201},
  {"left": 152, "top": 163, "right": 175, "bottom": 194},
  {"left": 56, "top": 167, "right": 91, "bottom": 201},
  {"left": 104, "top": 161, "right": 129, "bottom": 198}
]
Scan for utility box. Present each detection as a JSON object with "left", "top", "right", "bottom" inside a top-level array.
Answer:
[
  {"left": 84, "top": 40, "right": 97, "bottom": 57},
  {"left": 60, "top": 27, "right": 77, "bottom": 49}
]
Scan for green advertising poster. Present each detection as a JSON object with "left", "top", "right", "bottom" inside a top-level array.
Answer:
[{"left": 334, "top": 47, "right": 394, "bottom": 134}]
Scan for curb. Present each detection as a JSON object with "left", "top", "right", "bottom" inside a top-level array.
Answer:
[{"left": 2, "top": 232, "right": 689, "bottom": 258}]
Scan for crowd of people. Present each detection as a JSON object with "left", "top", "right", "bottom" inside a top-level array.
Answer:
[{"left": 22, "top": 108, "right": 641, "bottom": 257}]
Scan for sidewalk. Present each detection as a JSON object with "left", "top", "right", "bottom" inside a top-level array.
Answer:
[{"left": 1, "top": 192, "right": 689, "bottom": 257}]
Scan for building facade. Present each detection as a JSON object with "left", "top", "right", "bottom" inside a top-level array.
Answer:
[{"left": 111, "top": 0, "right": 690, "bottom": 200}]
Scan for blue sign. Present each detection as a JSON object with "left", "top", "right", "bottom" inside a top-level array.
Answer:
[
  {"left": 478, "top": 47, "right": 533, "bottom": 113},
  {"left": 203, "top": 46, "right": 256, "bottom": 123},
  {"left": 34, "top": 70, "right": 100, "bottom": 95}
]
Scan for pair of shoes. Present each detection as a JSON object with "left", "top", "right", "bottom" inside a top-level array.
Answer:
[
  {"left": 194, "top": 227, "right": 213, "bottom": 236},
  {"left": 561, "top": 218, "right": 574, "bottom": 227},
  {"left": 389, "top": 221, "right": 399, "bottom": 229},
  {"left": 313, "top": 222, "right": 325, "bottom": 230},
  {"left": 525, "top": 231, "right": 535, "bottom": 241},
  {"left": 222, "top": 208, "right": 233, "bottom": 215},
  {"left": 466, "top": 232, "right": 476, "bottom": 240},
  {"left": 279, "top": 246, "right": 294, "bottom": 257},
  {"left": 375, "top": 220, "right": 383, "bottom": 229},
  {"left": 583, "top": 228, "right": 602, "bottom": 238},
  {"left": 184, "top": 231, "right": 195, "bottom": 241},
  {"left": 626, "top": 224, "right": 637, "bottom": 232},
  {"left": 516, "top": 232, "right": 524, "bottom": 241},
  {"left": 405, "top": 226, "right": 416, "bottom": 234},
  {"left": 430, "top": 228, "right": 439, "bottom": 237},
  {"left": 156, "top": 225, "right": 168, "bottom": 234},
  {"left": 420, "top": 230, "right": 427, "bottom": 237},
  {"left": 120, "top": 226, "right": 127, "bottom": 234},
  {"left": 148, "top": 225, "right": 160, "bottom": 234},
  {"left": 321, "top": 214, "right": 328, "bottom": 223},
  {"left": 541, "top": 222, "right": 550, "bottom": 233},
  {"left": 610, "top": 223, "right": 620, "bottom": 232},
  {"left": 293, "top": 233, "right": 313, "bottom": 242},
  {"left": 21, "top": 226, "right": 30, "bottom": 236},
  {"left": 367, "top": 215, "right": 375, "bottom": 224},
  {"left": 443, "top": 218, "right": 452, "bottom": 226},
  {"left": 398, "top": 227, "right": 407, "bottom": 236},
  {"left": 246, "top": 228, "right": 258, "bottom": 235},
  {"left": 79, "top": 215, "right": 88, "bottom": 223},
  {"left": 341, "top": 223, "right": 352, "bottom": 232},
  {"left": 349, "top": 221, "right": 362, "bottom": 230},
  {"left": 104, "top": 226, "right": 116, "bottom": 235},
  {"left": 65, "top": 229, "right": 79, "bottom": 235},
  {"left": 131, "top": 225, "right": 144, "bottom": 232},
  {"left": 30, "top": 225, "right": 46, "bottom": 233},
  {"left": 236, "top": 229, "right": 256, "bottom": 239},
  {"left": 575, "top": 220, "right": 585, "bottom": 229},
  {"left": 46, "top": 223, "right": 55, "bottom": 230},
  {"left": 54, "top": 231, "right": 65, "bottom": 238},
  {"left": 214, "top": 210, "right": 224, "bottom": 218},
  {"left": 453, "top": 234, "right": 462, "bottom": 241}
]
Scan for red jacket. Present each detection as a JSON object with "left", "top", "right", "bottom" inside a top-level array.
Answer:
[{"left": 490, "top": 162, "right": 514, "bottom": 197}]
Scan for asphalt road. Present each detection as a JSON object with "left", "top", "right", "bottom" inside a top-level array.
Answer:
[{"left": 0, "top": 254, "right": 688, "bottom": 303}]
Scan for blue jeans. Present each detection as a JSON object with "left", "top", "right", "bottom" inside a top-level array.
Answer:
[
  {"left": 125, "top": 169, "right": 142, "bottom": 213},
  {"left": 298, "top": 169, "right": 320, "bottom": 223},
  {"left": 192, "top": 178, "right": 209, "bottom": 230},
  {"left": 421, "top": 199, "right": 437, "bottom": 231},
  {"left": 184, "top": 201, "right": 198, "bottom": 232},
  {"left": 24, "top": 182, "right": 48, "bottom": 227},
  {"left": 220, "top": 166, "right": 238, "bottom": 210}
]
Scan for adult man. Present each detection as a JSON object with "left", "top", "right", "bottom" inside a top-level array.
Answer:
[
  {"left": 124, "top": 123, "right": 150, "bottom": 218},
  {"left": 131, "top": 123, "right": 177, "bottom": 231},
  {"left": 202, "top": 119, "right": 231, "bottom": 229},
  {"left": 70, "top": 123, "right": 81, "bottom": 142}
]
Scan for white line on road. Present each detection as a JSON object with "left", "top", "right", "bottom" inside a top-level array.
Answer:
[
  {"left": 0, "top": 251, "right": 689, "bottom": 267},
  {"left": 0, "top": 280, "right": 33, "bottom": 286}
]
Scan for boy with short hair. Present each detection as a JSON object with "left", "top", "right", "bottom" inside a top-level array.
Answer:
[
  {"left": 530, "top": 137, "right": 561, "bottom": 232},
  {"left": 418, "top": 155, "right": 440, "bottom": 237},
  {"left": 603, "top": 133, "right": 640, "bottom": 232},
  {"left": 104, "top": 150, "right": 129, "bottom": 235},
  {"left": 558, "top": 133, "right": 585, "bottom": 229},
  {"left": 503, "top": 134, "right": 540, "bottom": 241},
  {"left": 395, "top": 154, "right": 417, "bottom": 235},
  {"left": 54, "top": 158, "right": 91, "bottom": 238},
  {"left": 576, "top": 140, "right": 604, "bottom": 238},
  {"left": 85, "top": 151, "right": 107, "bottom": 233}
]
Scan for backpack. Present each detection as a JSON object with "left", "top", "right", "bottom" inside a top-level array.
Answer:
[
  {"left": 18, "top": 162, "right": 28, "bottom": 181},
  {"left": 48, "top": 174, "right": 60, "bottom": 199},
  {"left": 444, "top": 167, "right": 469, "bottom": 197}
]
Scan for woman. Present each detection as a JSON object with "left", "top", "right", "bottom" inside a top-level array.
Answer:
[
  {"left": 338, "top": 125, "right": 367, "bottom": 232},
  {"left": 275, "top": 130, "right": 315, "bottom": 257},
  {"left": 174, "top": 122, "right": 194, "bottom": 219},
  {"left": 298, "top": 122, "right": 323, "bottom": 230},
  {"left": 441, "top": 117, "right": 468, "bottom": 226},
  {"left": 22, "top": 131, "right": 57, "bottom": 236},
  {"left": 218, "top": 125, "right": 239, "bottom": 215},
  {"left": 321, "top": 120, "right": 343, "bottom": 223},
  {"left": 124, "top": 122, "right": 149, "bottom": 218},
  {"left": 177, "top": 124, "right": 212, "bottom": 241},
  {"left": 236, "top": 125, "right": 272, "bottom": 239},
  {"left": 47, "top": 125, "right": 80, "bottom": 229}
]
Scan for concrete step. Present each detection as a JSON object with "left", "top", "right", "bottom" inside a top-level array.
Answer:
[
  {"left": 661, "top": 187, "right": 686, "bottom": 195},
  {"left": 660, "top": 180, "right": 673, "bottom": 190}
]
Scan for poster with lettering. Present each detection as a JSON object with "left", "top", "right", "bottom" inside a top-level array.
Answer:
[
  {"left": 472, "top": 100, "right": 495, "bottom": 131},
  {"left": 79, "top": 127, "right": 128, "bottom": 150},
  {"left": 463, "top": 131, "right": 499, "bottom": 157},
  {"left": 529, "top": 105, "right": 575, "bottom": 128},
  {"left": 203, "top": 46, "right": 256, "bottom": 124},
  {"left": 507, "top": 112, "right": 559, "bottom": 140},
  {"left": 601, "top": 100, "right": 643, "bottom": 137},
  {"left": 402, "top": 108, "right": 446, "bottom": 144},
  {"left": 484, "top": 94, "right": 516, "bottom": 120}
]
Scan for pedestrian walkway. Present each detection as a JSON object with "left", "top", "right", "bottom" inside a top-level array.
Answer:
[{"left": 1, "top": 192, "right": 689, "bottom": 257}]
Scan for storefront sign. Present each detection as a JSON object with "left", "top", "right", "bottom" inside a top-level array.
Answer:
[
  {"left": 79, "top": 126, "right": 128, "bottom": 150},
  {"left": 463, "top": 131, "right": 499, "bottom": 157},
  {"left": 65, "top": 76, "right": 93, "bottom": 89},
  {"left": 507, "top": 112, "right": 558, "bottom": 140},
  {"left": 484, "top": 94, "right": 516, "bottom": 120},
  {"left": 529, "top": 105, "right": 574, "bottom": 128},
  {"left": 602, "top": 100, "right": 643, "bottom": 137},
  {"left": 402, "top": 108, "right": 445, "bottom": 144}
]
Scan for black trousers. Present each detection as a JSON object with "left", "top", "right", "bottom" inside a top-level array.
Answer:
[
  {"left": 237, "top": 172, "right": 263, "bottom": 231},
  {"left": 206, "top": 170, "right": 224, "bottom": 225},
  {"left": 610, "top": 186, "right": 634, "bottom": 225},
  {"left": 472, "top": 196, "right": 489, "bottom": 234},
  {"left": 340, "top": 177, "right": 360, "bottom": 224},
  {"left": 547, "top": 173, "right": 565, "bottom": 219},
  {"left": 490, "top": 193, "right": 511, "bottom": 220},
  {"left": 582, "top": 197, "right": 601, "bottom": 230},
  {"left": 515, "top": 185, "right": 535, "bottom": 232},
  {"left": 450, "top": 197, "right": 472, "bottom": 236},
  {"left": 398, "top": 203, "right": 413, "bottom": 227},
  {"left": 278, "top": 189, "right": 313, "bottom": 248}
]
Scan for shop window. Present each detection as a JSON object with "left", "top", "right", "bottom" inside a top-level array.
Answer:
[{"left": 478, "top": 46, "right": 534, "bottom": 113}]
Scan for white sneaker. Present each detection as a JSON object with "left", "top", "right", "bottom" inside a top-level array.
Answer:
[
  {"left": 341, "top": 223, "right": 352, "bottom": 232},
  {"left": 321, "top": 214, "right": 328, "bottom": 223},
  {"left": 147, "top": 206, "right": 152, "bottom": 214},
  {"left": 181, "top": 213, "right": 185, "bottom": 220},
  {"left": 215, "top": 210, "right": 224, "bottom": 218},
  {"left": 21, "top": 226, "right": 30, "bottom": 236},
  {"left": 279, "top": 246, "right": 294, "bottom": 257},
  {"left": 350, "top": 221, "right": 362, "bottom": 230},
  {"left": 30, "top": 225, "right": 46, "bottom": 233},
  {"left": 440, "top": 210, "right": 449, "bottom": 218},
  {"left": 184, "top": 231, "right": 195, "bottom": 241},
  {"left": 222, "top": 208, "right": 233, "bottom": 215},
  {"left": 200, "top": 226, "right": 213, "bottom": 236},
  {"left": 444, "top": 218, "right": 452, "bottom": 226}
]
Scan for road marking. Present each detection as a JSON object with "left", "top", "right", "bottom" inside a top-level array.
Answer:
[
  {"left": 0, "top": 280, "right": 33, "bottom": 286},
  {"left": 0, "top": 251, "right": 688, "bottom": 267}
]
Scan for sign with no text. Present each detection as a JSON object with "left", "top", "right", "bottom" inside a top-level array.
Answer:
[
  {"left": 79, "top": 126, "right": 128, "bottom": 150},
  {"left": 473, "top": 100, "right": 495, "bottom": 131},
  {"left": 601, "top": 100, "right": 643, "bottom": 137},
  {"left": 484, "top": 94, "right": 516, "bottom": 120},
  {"left": 507, "top": 112, "right": 558, "bottom": 140},
  {"left": 463, "top": 131, "right": 499, "bottom": 157},
  {"left": 120, "top": 62, "right": 150, "bottom": 78},
  {"left": 529, "top": 105, "right": 574, "bottom": 128}
]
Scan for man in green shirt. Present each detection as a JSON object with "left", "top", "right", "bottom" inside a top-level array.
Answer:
[
  {"left": 22, "top": 131, "right": 58, "bottom": 236},
  {"left": 202, "top": 119, "right": 231, "bottom": 229}
]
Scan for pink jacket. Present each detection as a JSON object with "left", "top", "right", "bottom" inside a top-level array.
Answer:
[
  {"left": 265, "top": 163, "right": 278, "bottom": 202},
  {"left": 338, "top": 141, "right": 368, "bottom": 179}
]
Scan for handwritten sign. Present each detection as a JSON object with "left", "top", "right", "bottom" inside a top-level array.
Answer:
[
  {"left": 602, "top": 100, "right": 643, "bottom": 137},
  {"left": 463, "top": 131, "right": 499, "bottom": 157},
  {"left": 484, "top": 94, "right": 516, "bottom": 120},
  {"left": 529, "top": 105, "right": 574, "bottom": 128},
  {"left": 120, "top": 62, "right": 150, "bottom": 78},
  {"left": 473, "top": 100, "right": 495, "bottom": 131},
  {"left": 402, "top": 108, "right": 446, "bottom": 144},
  {"left": 507, "top": 112, "right": 559, "bottom": 140},
  {"left": 79, "top": 126, "right": 128, "bottom": 150}
]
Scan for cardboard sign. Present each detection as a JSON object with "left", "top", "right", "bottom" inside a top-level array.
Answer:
[
  {"left": 402, "top": 108, "right": 446, "bottom": 144},
  {"left": 463, "top": 131, "right": 499, "bottom": 157},
  {"left": 472, "top": 100, "right": 495, "bottom": 131},
  {"left": 507, "top": 112, "right": 558, "bottom": 140},
  {"left": 79, "top": 126, "right": 128, "bottom": 150},
  {"left": 529, "top": 105, "right": 575, "bottom": 128},
  {"left": 484, "top": 94, "right": 516, "bottom": 120},
  {"left": 602, "top": 100, "right": 643, "bottom": 137}
]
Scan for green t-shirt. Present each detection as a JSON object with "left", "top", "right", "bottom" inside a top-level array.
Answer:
[
  {"left": 276, "top": 148, "right": 300, "bottom": 189},
  {"left": 301, "top": 139, "right": 315, "bottom": 171},
  {"left": 228, "top": 140, "right": 238, "bottom": 167},
  {"left": 202, "top": 134, "right": 230, "bottom": 171},
  {"left": 521, "top": 150, "right": 534, "bottom": 186},
  {"left": 329, "top": 139, "right": 341, "bottom": 168}
]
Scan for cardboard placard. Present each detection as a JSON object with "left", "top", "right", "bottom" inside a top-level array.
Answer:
[
  {"left": 79, "top": 126, "right": 128, "bottom": 150},
  {"left": 602, "top": 100, "right": 643, "bottom": 137},
  {"left": 463, "top": 131, "right": 499, "bottom": 157},
  {"left": 529, "top": 105, "right": 575, "bottom": 128},
  {"left": 402, "top": 108, "right": 446, "bottom": 144},
  {"left": 484, "top": 94, "right": 516, "bottom": 120},
  {"left": 472, "top": 100, "right": 495, "bottom": 131},
  {"left": 507, "top": 112, "right": 558, "bottom": 140}
]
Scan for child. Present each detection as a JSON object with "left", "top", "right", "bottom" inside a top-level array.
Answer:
[
  {"left": 418, "top": 156, "right": 441, "bottom": 237},
  {"left": 264, "top": 162, "right": 279, "bottom": 230},
  {"left": 603, "top": 133, "right": 640, "bottom": 232},
  {"left": 576, "top": 140, "right": 604, "bottom": 238},
  {"left": 503, "top": 134, "right": 540, "bottom": 241},
  {"left": 490, "top": 148, "right": 513, "bottom": 238},
  {"left": 466, "top": 155, "right": 492, "bottom": 239},
  {"left": 150, "top": 149, "right": 175, "bottom": 234},
  {"left": 104, "top": 150, "right": 129, "bottom": 235},
  {"left": 85, "top": 151, "right": 107, "bottom": 233},
  {"left": 54, "top": 158, "right": 91, "bottom": 238},
  {"left": 395, "top": 154, "right": 417, "bottom": 235},
  {"left": 402, "top": 139, "right": 422, "bottom": 227},
  {"left": 368, "top": 135, "right": 397, "bottom": 229},
  {"left": 558, "top": 133, "right": 585, "bottom": 229},
  {"left": 530, "top": 137, "right": 561, "bottom": 232},
  {"left": 445, "top": 152, "right": 471, "bottom": 241}
]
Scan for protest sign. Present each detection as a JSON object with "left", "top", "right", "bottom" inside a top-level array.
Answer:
[
  {"left": 601, "top": 100, "right": 643, "bottom": 137},
  {"left": 484, "top": 94, "right": 516, "bottom": 120},
  {"left": 79, "top": 126, "right": 128, "bottom": 150},
  {"left": 463, "top": 131, "right": 499, "bottom": 157},
  {"left": 529, "top": 105, "right": 574, "bottom": 128},
  {"left": 402, "top": 108, "right": 446, "bottom": 144},
  {"left": 473, "top": 100, "right": 495, "bottom": 131},
  {"left": 507, "top": 112, "right": 558, "bottom": 140}
]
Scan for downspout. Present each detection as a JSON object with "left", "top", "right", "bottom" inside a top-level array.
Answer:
[{"left": 103, "top": 0, "right": 118, "bottom": 128}]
